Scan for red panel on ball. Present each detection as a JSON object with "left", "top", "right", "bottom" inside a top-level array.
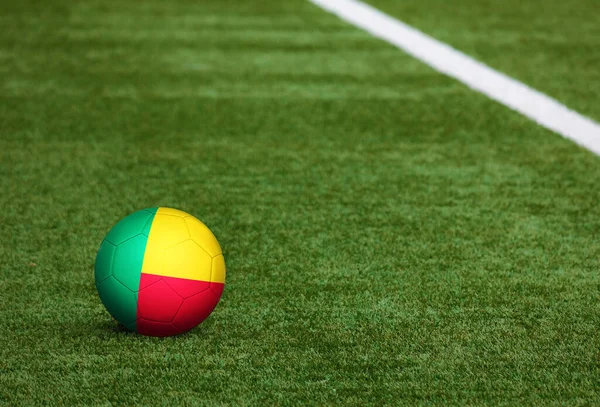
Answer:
[
  {"left": 163, "top": 276, "right": 211, "bottom": 298},
  {"left": 211, "top": 282, "right": 224, "bottom": 297},
  {"left": 136, "top": 274, "right": 224, "bottom": 337},
  {"left": 137, "top": 277, "right": 183, "bottom": 323},
  {"left": 137, "top": 318, "right": 181, "bottom": 337},
  {"left": 139, "top": 273, "right": 163, "bottom": 290},
  {"left": 172, "top": 284, "right": 223, "bottom": 332}
]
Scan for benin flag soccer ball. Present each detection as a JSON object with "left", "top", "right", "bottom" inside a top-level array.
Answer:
[{"left": 94, "top": 207, "right": 225, "bottom": 337}]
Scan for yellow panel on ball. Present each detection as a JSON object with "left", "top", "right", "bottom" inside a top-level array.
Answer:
[
  {"left": 141, "top": 207, "right": 224, "bottom": 283},
  {"left": 185, "top": 216, "right": 222, "bottom": 257},
  {"left": 211, "top": 254, "right": 226, "bottom": 284},
  {"left": 156, "top": 207, "right": 190, "bottom": 218}
]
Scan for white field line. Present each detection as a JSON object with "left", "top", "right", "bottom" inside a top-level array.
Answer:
[{"left": 309, "top": 0, "right": 600, "bottom": 156}]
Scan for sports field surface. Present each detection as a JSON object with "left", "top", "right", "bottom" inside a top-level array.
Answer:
[{"left": 1, "top": 0, "right": 599, "bottom": 405}]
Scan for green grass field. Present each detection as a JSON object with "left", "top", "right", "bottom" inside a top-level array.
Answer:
[{"left": 1, "top": 0, "right": 599, "bottom": 405}]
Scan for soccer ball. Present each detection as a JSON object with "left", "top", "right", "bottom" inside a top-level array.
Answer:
[{"left": 94, "top": 207, "right": 225, "bottom": 337}]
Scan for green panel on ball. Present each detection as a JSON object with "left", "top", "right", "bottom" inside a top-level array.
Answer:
[
  {"left": 96, "top": 276, "right": 138, "bottom": 328},
  {"left": 113, "top": 234, "right": 151, "bottom": 292},
  {"left": 141, "top": 214, "right": 156, "bottom": 236},
  {"left": 94, "top": 240, "right": 116, "bottom": 284},
  {"left": 95, "top": 208, "right": 158, "bottom": 331},
  {"left": 104, "top": 209, "right": 157, "bottom": 245}
]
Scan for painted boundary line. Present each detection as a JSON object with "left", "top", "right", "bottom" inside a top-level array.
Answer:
[{"left": 309, "top": 0, "right": 600, "bottom": 156}]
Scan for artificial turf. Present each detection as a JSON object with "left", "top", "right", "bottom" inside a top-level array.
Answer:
[
  {"left": 1, "top": 0, "right": 599, "bottom": 405},
  {"left": 366, "top": 0, "right": 600, "bottom": 122}
]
